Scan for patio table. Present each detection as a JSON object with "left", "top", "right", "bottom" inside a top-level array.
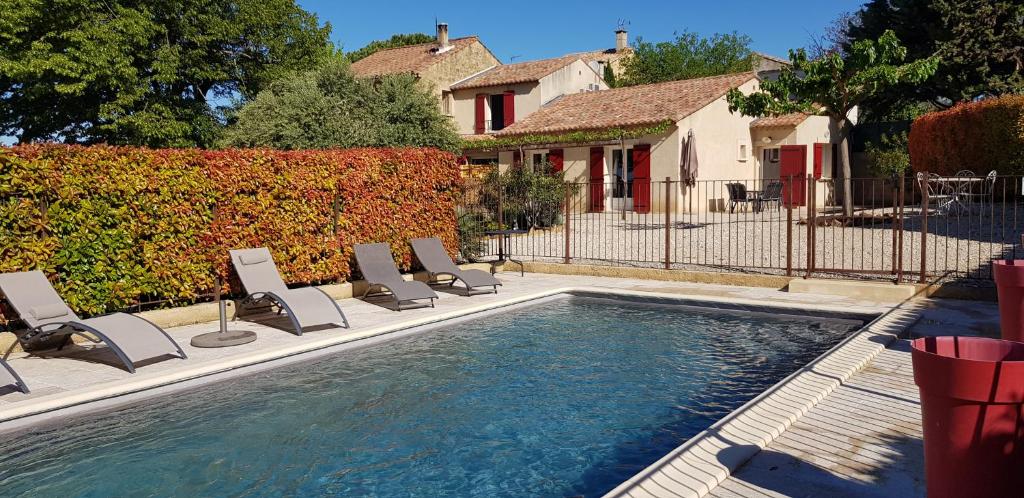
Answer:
[
  {"left": 484, "top": 229, "right": 527, "bottom": 276},
  {"left": 929, "top": 176, "right": 983, "bottom": 214}
]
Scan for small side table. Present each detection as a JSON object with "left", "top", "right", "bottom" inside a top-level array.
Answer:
[
  {"left": 484, "top": 229, "right": 527, "bottom": 276},
  {"left": 191, "top": 277, "right": 257, "bottom": 348}
]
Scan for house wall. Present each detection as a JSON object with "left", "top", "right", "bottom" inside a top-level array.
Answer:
[
  {"left": 538, "top": 59, "right": 607, "bottom": 104},
  {"left": 749, "top": 115, "right": 842, "bottom": 208},
  {"left": 451, "top": 82, "right": 540, "bottom": 135},
  {"left": 419, "top": 40, "right": 500, "bottom": 99},
  {"left": 676, "top": 79, "right": 758, "bottom": 211},
  {"left": 451, "top": 59, "right": 607, "bottom": 136}
]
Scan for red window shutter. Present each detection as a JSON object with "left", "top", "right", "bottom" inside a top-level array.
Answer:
[
  {"left": 589, "top": 147, "right": 605, "bottom": 212},
  {"left": 549, "top": 149, "right": 564, "bottom": 172},
  {"left": 503, "top": 91, "right": 515, "bottom": 128},
  {"left": 474, "top": 94, "right": 486, "bottom": 134},
  {"left": 813, "top": 143, "right": 824, "bottom": 179},
  {"left": 632, "top": 144, "right": 652, "bottom": 214}
]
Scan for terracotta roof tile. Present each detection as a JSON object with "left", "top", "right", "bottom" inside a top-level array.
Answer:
[
  {"left": 350, "top": 36, "right": 481, "bottom": 78},
  {"left": 749, "top": 113, "right": 812, "bottom": 129},
  {"left": 496, "top": 72, "right": 757, "bottom": 136},
  {"left": 451, "top": 55, "right": 582, "bottom": 90}
]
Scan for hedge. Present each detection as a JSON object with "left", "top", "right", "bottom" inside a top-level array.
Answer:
[
  {"left": 0, "top": 145, "right": 461, "bottom": 315},
  {"left": 908, "top": 95, "right": 1024, "bottom": 175}
]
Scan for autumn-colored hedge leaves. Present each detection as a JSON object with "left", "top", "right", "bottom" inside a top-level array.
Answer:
[
  {"left": 0, "top": 145, "right": 461, "bottom": 314},
  {"left": 909, "top": 95, "right": 1024, "bottom": 176}
]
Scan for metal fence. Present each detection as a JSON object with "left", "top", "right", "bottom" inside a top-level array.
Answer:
[{"left": 458, "top": 172, "right": 1024, "bottom": 285}]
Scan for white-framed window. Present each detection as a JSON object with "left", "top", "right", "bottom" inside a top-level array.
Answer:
[
  {"left": 766, "top": 148, "right": 780, "bottom": 163},
  {"left": 737, "top": 141, "right": 749, "bottom": 161}
]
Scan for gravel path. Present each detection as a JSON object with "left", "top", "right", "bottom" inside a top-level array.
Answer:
[{"left": 479, "top": 206, "right": 1023, "bottom": 283}]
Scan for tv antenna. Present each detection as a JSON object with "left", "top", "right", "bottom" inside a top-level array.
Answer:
[{"left": 616, "top": 19, "right": 630, "bottom": 31}]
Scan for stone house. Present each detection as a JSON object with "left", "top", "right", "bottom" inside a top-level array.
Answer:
[{"left": 350, "top": 23, "right": 500, "bottom": 116}]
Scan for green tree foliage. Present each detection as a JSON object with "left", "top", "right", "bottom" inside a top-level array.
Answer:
[
  {"left": 346, "top": 33, "right": 436, "bottom": 63},
  {"left": 618, "top": 31, "right": 755, "bottom": 86},
  {"left": 220, "top": 58, "right": 460, "bottom": 151},
  {"left": 727, "top": 30, "right": 938, "bottom": 215},
  {"left": 602, "top": 64, "right": 618, "bottom": 88},
  {"left": 845, "top": 0, "right": 1024, "bottom": 118},
  {"left": 0, "top": 0, "right": 333, "bottom": 147},
  {"left": 865, "top": 132, "right": 910, "bottom": 177}
]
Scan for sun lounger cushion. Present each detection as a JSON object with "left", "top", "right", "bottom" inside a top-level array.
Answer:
[
  {"left": 30, "top": 304, "right": 70, "bottom": 320},
  {"left": 239, "top": 252, "right": 269, "bottom": 265}
]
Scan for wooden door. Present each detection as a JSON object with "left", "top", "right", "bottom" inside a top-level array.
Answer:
[
  {"left": 589, "top": 147, "right": 605, "bottom": 212},
  {"left": 632, "top": 144, "right": 651, "bottom": 213},
  {"left": 780, "top": 145, "right": 807, "bottom": 207}
]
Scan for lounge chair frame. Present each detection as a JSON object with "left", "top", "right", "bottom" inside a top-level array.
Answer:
[
  {"left": 238, "top": 287, "right": 350, "bottom": 334},
  {"left": 3, "top": 315, "right": 185, "bottom": 374},
  {"left": 0, "top": 358, "right": 29, "bottom": 393},
  {"left": 230, "top": 248, "right": 350, "bottom": 335},
  {"left": 412, "top": 237, "right": 501, "bottom": 295},
  {"left": 354, "top": 243, "right": 438, "bottom": 311}
]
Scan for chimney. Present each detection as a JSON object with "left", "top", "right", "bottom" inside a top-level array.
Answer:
[
  {"left": 615, "top": 28, "right": 628, "bottom": 52},
  {"left": 436, "top": 23, "right": 450, "bottom": 50}
]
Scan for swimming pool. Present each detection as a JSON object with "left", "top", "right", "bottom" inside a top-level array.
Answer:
[{"left": 0, "top": 293, "right": 866, "bottom": 497}]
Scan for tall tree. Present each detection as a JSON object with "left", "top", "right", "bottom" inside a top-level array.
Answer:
[
  {"left": 346, "top": 33, "right": 437, "bottom": 63},
  {"left": 220, "top": 57, "right": 460, "bottom": 152},
  {"left": 727, "top": 30, "right": 938, "bottom": 216},
  {"left": 0, "top": 0, "right": 333, "bottom": 147},
  {"left": 844, "top": 0, "right": 1023, "bottom": 118},
  {"left": 617, "top": 31, "right": 755, "bottom": 86}
]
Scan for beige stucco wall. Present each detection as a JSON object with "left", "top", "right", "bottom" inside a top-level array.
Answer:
[
  {"left": 451, "top": 81, "right": 540, "bottom": 135},
  {"left": 451, "top": 59, "right": 607, "bottom": 136},
  {"left": 538, "top": 59, "right": 607, "bottom": 104}
]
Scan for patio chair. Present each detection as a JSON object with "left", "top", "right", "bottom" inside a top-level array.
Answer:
[
  {"left": 917, "top": 172, "right": 956, "bottom": 215},
  {"left": 411, "top": 237, "right": 501, "bottom": 295},
  {"left": 354, "top": 243, "right": 438, "bottom": 310},
  {"left": 726, "top": 183, "right": 755, "bottom": 213},
  {"left": 962, "top": 170, "right": 998, "bottom": 207},
  {"left": 229, "top": 248, "right": 349, "bottom": 335},
  {"left": 0, "top": 358, "right": 28, "bottom": 393},
  {"left": 0, "top": 271, "right": 187, "bottom": 373},
  {"left": 756, "top": 181, "right": 784, "bottom": 212}
]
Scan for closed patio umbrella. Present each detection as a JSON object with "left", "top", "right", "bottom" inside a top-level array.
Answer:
[
  {"left": 680, "top": 129, "right": 698, "bottom": 186},
  {"left": 681, "top": 129, "right": 698, "bottom": 214}
]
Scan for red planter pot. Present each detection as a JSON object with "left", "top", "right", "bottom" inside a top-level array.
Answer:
[
  {"left": 911, "top": 336, "right": 1024, "bottom": 498},
  {"left": 993, "top": 260, "right": 1024, "bottom": 342}
]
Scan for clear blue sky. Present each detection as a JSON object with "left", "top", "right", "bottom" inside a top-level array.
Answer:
[{"left": 302, "top": 0, "right": 865, "bottom": 62}]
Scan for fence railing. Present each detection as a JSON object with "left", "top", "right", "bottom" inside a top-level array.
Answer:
[{"left": 458, "top": 173, "right": 1024, "bottom": 284}]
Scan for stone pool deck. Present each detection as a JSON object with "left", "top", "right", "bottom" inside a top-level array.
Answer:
[{"left": 0, "top": 271, "right": 996, "bottom": 497}]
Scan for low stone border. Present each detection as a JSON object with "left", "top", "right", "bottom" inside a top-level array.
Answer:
[{"left": 602, "top": 294, "right": 924, "bottom": 498}]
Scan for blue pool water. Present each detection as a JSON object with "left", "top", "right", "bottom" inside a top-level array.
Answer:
[{"left": 0, "top": 294, "right": 863, "bottom": 497}]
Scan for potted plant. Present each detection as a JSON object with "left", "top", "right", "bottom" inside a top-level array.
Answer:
[{"left": 993, "top": 235, "right": 1024, "bottom": 341}]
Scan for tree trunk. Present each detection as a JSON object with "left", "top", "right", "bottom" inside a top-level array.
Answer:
[{"left": 837, "top": 118, "right": 854, "bottom": 217}]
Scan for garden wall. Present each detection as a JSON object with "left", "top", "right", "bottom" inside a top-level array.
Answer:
[
  {"left": 909, "top": 95, "right": 1024, "bottom": 175},
  {"left": 0, "top": 145, "right": 461, "bottom": 314}
]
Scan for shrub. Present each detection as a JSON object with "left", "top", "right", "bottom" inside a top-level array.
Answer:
[
  {"left": 865, "top": 131, "right": 910, "bottom": 177},
  {"left": 908, "top": 95, "right": 1024, "bottom": 175},
  {"left": 480, "top": 163, "right": 578, "bottom": 230},
  {"left": 0, "top": 144, "right": 461, "bottom": 315}
]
